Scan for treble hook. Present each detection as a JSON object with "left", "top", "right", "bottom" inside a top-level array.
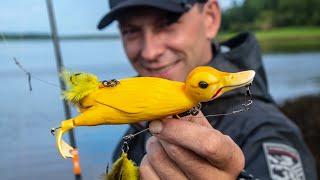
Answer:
[
  {"left": 121, "top": 141, "right": 130, "bottom": 153},
  {"left": 243, "top": 84, "right": 253, "bottom": 110},
  {"left": 121, "top": 128, "right": 150, "bottom": 153},
  {"left": 50, "top": 127, "right": 61, "bottom": 136}
]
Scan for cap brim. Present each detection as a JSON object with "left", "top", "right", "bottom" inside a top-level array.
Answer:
[{"left": 97, "top": 0, "right": 186, "bottom": 29}]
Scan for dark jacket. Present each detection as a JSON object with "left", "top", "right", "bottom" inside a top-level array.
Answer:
[{"left": 112, "top": 32, "right": 318, "bottom": 179}]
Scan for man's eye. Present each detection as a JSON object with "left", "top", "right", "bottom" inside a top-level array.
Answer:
[
  {"left": 156, "top": 20, "right": 176, "bottom": 31},
  {"left": 165, "top": 13, "right": 181, "bottom": 26},
  {"left": 121, "top": 28, "right": 139, "bottom": 36},
  {"left": 155, "top": 14, "right": 180, "bottom": 30}
]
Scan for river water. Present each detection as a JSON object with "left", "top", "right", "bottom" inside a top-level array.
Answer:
[{"left": 0, "top": 40, "right": 319, "bottom": 179}]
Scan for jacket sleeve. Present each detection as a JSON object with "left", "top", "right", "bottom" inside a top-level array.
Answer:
[
  {"left": 220, "top": 101, "right": 318, "bottom": 180},
  {"left": 240, "top": 122, "right": 317, "bottom": 180}
]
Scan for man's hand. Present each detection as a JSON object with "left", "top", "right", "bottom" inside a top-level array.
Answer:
[{"left": 139, "top": 112, "right": 245, "bottom": 180}]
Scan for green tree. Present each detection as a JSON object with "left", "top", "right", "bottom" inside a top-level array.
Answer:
[{"left": 221, "top": 0, "right": 320, "bottom": 31}]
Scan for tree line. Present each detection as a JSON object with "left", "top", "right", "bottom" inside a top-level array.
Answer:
[{"left": 221, "top": 0, "right": 320, "bottom": 31}]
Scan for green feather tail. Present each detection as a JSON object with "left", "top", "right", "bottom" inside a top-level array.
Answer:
[
  {"left": 104, "top": 152, "right": 139, "bottom": 180},
  {"left": 60, "top": 69, "right": 101, "bottom": 103}
]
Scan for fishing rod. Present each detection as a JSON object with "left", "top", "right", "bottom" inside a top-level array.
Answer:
[{"left": 45, "top": 0, "right": 82, "bottom": 179}]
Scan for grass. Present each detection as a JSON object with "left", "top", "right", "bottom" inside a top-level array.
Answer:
[
  {"left": 0, "top": 33, "right": 120, "bottom": 41},
  {"left": 217, "top": 27, "right": 320, "bottom": 53}
]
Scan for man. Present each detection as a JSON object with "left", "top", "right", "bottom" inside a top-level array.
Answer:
[{"left": 98, "top": 0, "right": 318, "bottom": 179}]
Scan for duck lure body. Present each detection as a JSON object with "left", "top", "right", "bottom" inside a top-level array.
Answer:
[{"left": 52, "top": 66, "right": 255, "bottom": 178}]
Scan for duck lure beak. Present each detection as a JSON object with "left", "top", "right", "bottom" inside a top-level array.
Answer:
[{"left": 212, "top": 70, "right": 255, "bottom": 99}]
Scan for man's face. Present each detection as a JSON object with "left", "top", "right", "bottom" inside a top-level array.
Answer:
[{"left": 118, "top": 5, "right": 217, "bottom": 81}]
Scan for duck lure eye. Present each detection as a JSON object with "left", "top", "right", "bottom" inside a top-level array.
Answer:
[{"left": 198, "top": 81, "right": 208, "bottom": 89}]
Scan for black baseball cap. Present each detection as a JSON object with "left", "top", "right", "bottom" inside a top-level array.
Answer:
[{"left": 97, "top": 0, "right": 206, "bottom": 29}]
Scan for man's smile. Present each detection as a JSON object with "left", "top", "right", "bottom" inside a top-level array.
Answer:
[{"left": 142, "top": 59, "right": 182, "bottom": 76}]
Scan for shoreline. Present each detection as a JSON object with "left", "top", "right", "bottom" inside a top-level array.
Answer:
[
  {"left": 1, "top": 27, "right": 320, "bottom": 53},
  {"left": 218, "top": 27, "right": 320, "bottom": 53}
]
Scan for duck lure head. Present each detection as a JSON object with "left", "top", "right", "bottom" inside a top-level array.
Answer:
[{"left": 185, "top": 66, "right": 255, "bottom": 103}]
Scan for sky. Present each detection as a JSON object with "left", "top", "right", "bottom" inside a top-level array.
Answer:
[{"left": 0, "top": 0, "right": 241, "bottom": 35}]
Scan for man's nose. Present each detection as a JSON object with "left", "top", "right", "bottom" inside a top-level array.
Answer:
[{"left": 141, "top": 31, "right": 165, "bottom": 61}]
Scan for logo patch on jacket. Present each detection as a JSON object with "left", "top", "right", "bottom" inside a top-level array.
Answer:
[{"left": 263, "top": 143, "right": 305, "bottom": 180}]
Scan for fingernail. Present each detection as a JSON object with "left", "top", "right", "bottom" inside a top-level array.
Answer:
[{"left": 149, "top": 120, "right": 163, "bottom": 134}]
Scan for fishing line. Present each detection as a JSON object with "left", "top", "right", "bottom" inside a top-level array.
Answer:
[
  {"left": 13, "top": 58, "right": 59, "bottom": 89},
  {"left": 1, "top": 32, "right": 59, "bottom": 90}
]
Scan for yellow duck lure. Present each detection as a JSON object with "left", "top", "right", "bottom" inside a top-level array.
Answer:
[{"left": 53, "top": 66, "right": 255, "bottom": 179}]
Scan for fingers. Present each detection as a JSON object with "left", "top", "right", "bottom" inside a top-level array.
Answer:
[
  {"left": 159, "top": 140, "right": 233, "bottom": 180},
  {"left": 149, "top": 118, "right": 244, "bottom": 174},
  {"left": 139, "top": 155, "right": 160, "bottom": 180},
  {"left": 145, "top": 136, "right": 188, "bottom": 180}
]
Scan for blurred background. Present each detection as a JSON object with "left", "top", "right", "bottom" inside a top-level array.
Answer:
[{"left": 0, "top": 0, "right": 319, "bottom": 179}]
